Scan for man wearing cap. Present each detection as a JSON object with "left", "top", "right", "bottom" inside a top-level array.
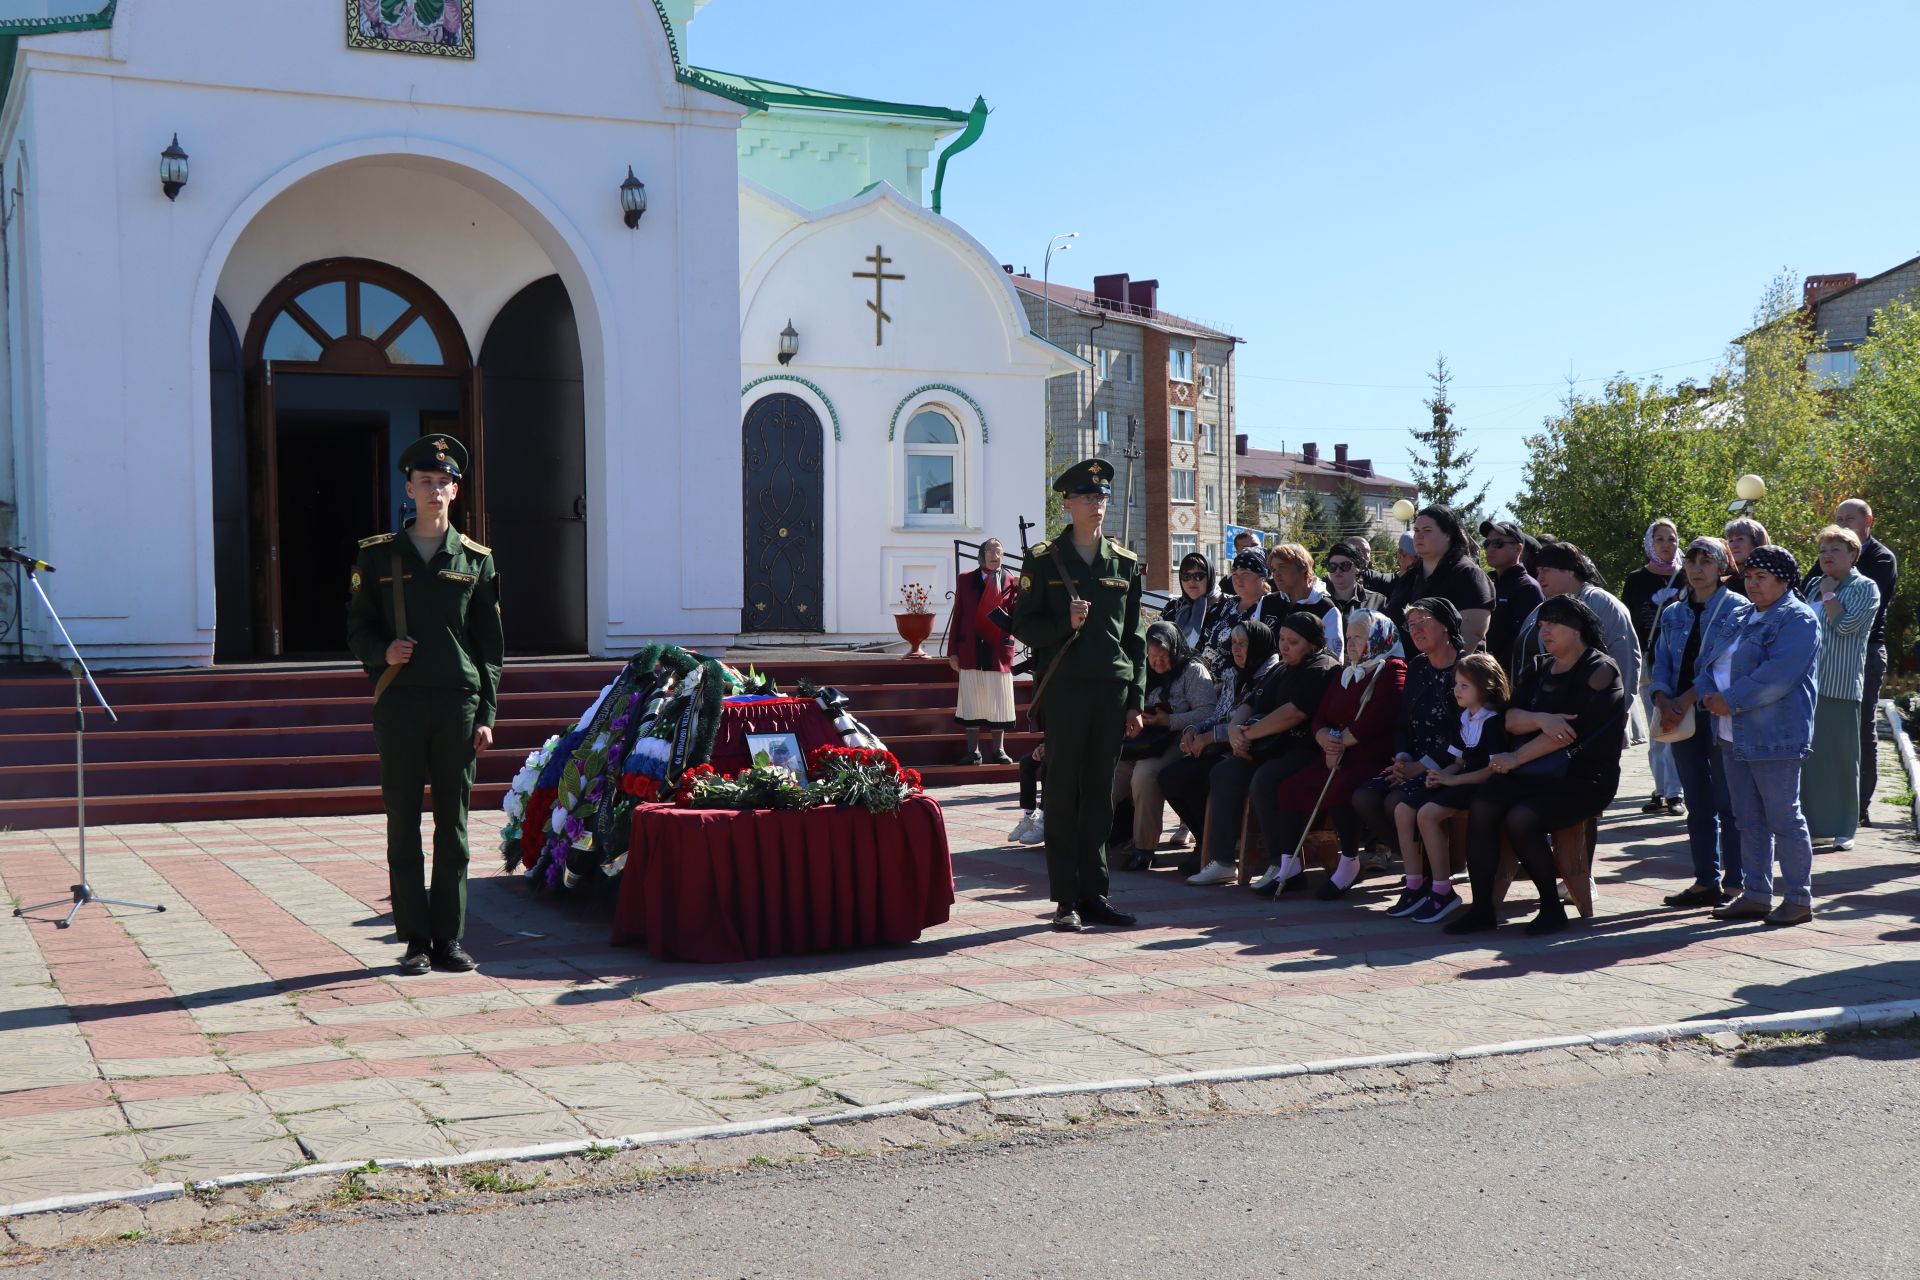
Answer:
[
  {"left": 1481, "top": 520, "right": 1544, "bottom": 679},
  {"left": 1338, "top": 536, "right": 1395, "bottom": 599},
  {"left": 347, "top": 435, "right": 503, "bottom": 975},
  {"left": 1011, "top": 457, "right": 1147, "bottom": 932}
]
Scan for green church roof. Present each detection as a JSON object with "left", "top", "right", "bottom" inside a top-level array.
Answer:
[
  {"left": 682, "top": 66, "right": 971, "bottom": 123},
  {"left": 0, "top": 0, "right": 118, "bottom": 114}
]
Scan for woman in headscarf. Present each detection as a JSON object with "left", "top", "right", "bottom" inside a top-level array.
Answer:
[
  {"left": 1623, "top": 519, "right": 1686, "bottom": 814},
  {"left": 1159, "top": 551, "right": 1224, "bottom": 654},
  {"left": 1199, "top": 549, "right": 1283, "bottom": 678},
  {"left": 1511, "top": 540, "right": 1641, "bottom": 702},
  {"left": 1445, "top": 595, "right": 1627, "bottom": 936},
  {"left": 1168, "top": 612, "right": 1343, "bottom": 886},
  {"left": 1251, "top": 610, "right": 1407, "bottom": 898},
  {"left": 1158, "top": 619, "right": 1280, "bottom": 880},
  {"left": 1111, "top": 621, "right": 1217, "bottom": 870},
  {"left": 1351, "top": 596, "right": 1464, "bottom": 902}
]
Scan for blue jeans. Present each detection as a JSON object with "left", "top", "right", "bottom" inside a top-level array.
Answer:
[
  {"left": 1643, "top": 691, "right": 1680, "bottom": 796},
  {"left": 1671, "top": 713, "right": 1740, "bottom": 888},
  {"left": 1720, "top": 746, "right": 1814, "bottom": 906}
]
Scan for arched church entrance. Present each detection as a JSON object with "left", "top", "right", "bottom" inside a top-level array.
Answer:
[
  {"left": 741, "top": 393, "right": 825, "bottom": 633},
  {"left": 232, "top": 258, "right": 473, "bottom": 657},
  {"left": 479, "top": 275, "right": 588, "bottom": 654}
]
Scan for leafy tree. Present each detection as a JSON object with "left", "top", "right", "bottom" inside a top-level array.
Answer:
[
  {"left": 1408, "top": 355, "right": 1490, "bottom": 527},
  {"left": 1842, "top": 294, "right": 1920, "bottom": 654},
  {"left": 1295, "top": 490, "right": 1337, "bottom": 557}
]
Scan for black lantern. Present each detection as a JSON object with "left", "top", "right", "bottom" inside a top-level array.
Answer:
[
  {"left": 620, "top": 165, "right": 646, "bottom": 229},
  {"left": 777, "top": 320, "right": 799, "bottom": 366},
  {"left": 159, "top": 133, "right": 189, "bottom": 202}
]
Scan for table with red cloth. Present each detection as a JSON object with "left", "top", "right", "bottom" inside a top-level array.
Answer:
[
  {"left": 611, "top": 797, "right": 955, "bottom": 962},
  {"left": 706, "top": 696, "right": 846, "bottom": 776}
]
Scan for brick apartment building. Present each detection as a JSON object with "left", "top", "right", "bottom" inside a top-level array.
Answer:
[
  {"left": 1233, "top": 436, "right": 1417, "bottom": 540},
  {"left": 1011, "top": 271, "right": 1241, "bottom": 589},
  {"left": 1799, "top": 256, "right": 1920, "bottom": 386}
]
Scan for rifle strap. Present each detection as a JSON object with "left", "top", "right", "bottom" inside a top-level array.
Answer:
[
  {"left": 372, "top": 548, "right": 407, "bottom": 704},
  {"left": 1027, "top": 541, "right": 1087, "bottom": 719}
]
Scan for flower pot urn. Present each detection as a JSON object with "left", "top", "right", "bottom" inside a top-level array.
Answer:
[{"left": 892, "top": 611, "right": 934, "bottom": 659}]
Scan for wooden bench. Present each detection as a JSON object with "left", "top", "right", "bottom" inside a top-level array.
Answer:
[{"left": 1446, "top": 811, "right": 1597, "bottom": 918}]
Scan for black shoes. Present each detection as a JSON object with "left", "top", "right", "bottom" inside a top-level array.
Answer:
[
  {"left": 958, "top": 749, "right": 983, "bottom": 765},
  {"left": 398, "top": 939, "right": 432, "bottom": 976},
  {"left": 431, "top": 939, "right": 479, "bottom": 972},
  {"left": 988, "top": 750, "right": 1014, "bottom": 765},
  {"left": 1051, "top": 905, "right": 1084, "bottom": 932},
  {"left": 1252, "top": 871, "right": 1308, "bottom": 900},
  {"left": 1523, "top": 902, "right": 1569, "bottom": 936},
  {"left": 1663, "top": 884, "right": 1729, "bottom": 908},
  {"left": 1442, "top": 905, "right": 1498, "bottom": 935},
  {"left": 1078, "top": 897, "right": 1137, "bottom": 928},
  {"left": 1120, "top": 847, "right": 1155, "bottom": 872}
]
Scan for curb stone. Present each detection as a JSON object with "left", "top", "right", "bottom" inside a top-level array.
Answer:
[{"left": 5, "top": 1001, "right": 1920, "bottom": 1258}]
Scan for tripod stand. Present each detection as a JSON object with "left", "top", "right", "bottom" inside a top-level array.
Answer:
[{"left": 9, "top": 558, "right": 166, "bottom": 928}]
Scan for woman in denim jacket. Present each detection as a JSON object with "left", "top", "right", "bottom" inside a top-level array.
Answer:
[
  {"left": 1649, "top": 538, "right": 1748, "bottom": 908},
  {"left": 1690, "top": 545, "right": 1822, "bottom": 927}
]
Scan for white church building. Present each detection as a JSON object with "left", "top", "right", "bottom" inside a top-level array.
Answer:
[{"left": 0, "top": 0, "right": 1070, "bottom": 666}]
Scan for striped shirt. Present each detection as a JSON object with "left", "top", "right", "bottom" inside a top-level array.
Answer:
[{"left": 1803, "top": 570, "right": 1880, "bottom": 700}]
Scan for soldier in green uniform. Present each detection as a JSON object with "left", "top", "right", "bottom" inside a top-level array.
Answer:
[
  {"left": 346, "top": 435, "right": 503, "bottom": 975},
  {"left": 1011, "top": 458, "right": 1147, "bottom": 932}
]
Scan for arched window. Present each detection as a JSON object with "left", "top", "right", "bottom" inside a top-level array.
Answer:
[
  {"left": 903, "top": 407, "right": 962, "bottom": 526},
  {"left": 246, "top": 259, "right": 469, "bottom": 374}
]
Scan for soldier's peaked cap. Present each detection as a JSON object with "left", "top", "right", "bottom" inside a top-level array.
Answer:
[
  {"left": 1053, "top": 457, "right": 1114, "bottom": 495},
  {"left": 398, "top": 435, "right": 467, "bottom": 479}
]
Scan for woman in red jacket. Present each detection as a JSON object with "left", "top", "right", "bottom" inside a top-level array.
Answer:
[
  {"left": 1255, "top": 610, "right": 1406, "bottom": 898},
  {"left": 946, "top": 537, "right": 1019, "bottom": 764}
]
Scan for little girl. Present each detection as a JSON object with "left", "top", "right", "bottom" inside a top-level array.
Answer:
[{"left": 1403, "top": 653, "right": 1510, "bottom": 924}]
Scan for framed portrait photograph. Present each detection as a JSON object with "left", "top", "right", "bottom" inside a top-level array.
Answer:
[
  {"left": 348, "top": 0, "right": 475, "bottom": 60},
  {"left": 745, "top": 732, "right": 807, "bottom": 782}
]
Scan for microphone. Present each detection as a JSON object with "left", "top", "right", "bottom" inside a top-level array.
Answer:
[{"left": 0, "top": 546, "right": 55, "bottom": 573}]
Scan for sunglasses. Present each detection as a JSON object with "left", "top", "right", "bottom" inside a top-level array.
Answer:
[
  {"left": 1179, "top": 571, "right": 1208, "bottom": 581},
  {"left": 1326, "top": 561, "right": 1356, "bottom": 572},
  {"left": 1483, "top": 538, "right": 1513, "bottom": 549}
]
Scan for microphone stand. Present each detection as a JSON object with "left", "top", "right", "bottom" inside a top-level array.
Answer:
[{"left": 10, "top": 560, "right": 167, "bottom": 928}]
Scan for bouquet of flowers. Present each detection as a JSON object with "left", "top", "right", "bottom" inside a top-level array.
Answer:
[
  {"left": 806, "top": 745, "right": 924, "bottom": 814},
  {"left": 894, "top": 581, "right": 933, "bottom": 615},
  {"left": 674, "top": 762, "right": 818, "bottom": 811}
]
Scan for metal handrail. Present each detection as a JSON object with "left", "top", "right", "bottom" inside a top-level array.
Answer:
[{"left": 0, "top": 562, "right": 19, "bottom": 661}]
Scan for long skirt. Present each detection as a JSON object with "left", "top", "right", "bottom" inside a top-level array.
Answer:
[
  {"left": 955, "top": 669, "right": 1016, "bottom": 727},
  {"left": 1803, "top": 695, "right": 1861, "bottom": 842}
]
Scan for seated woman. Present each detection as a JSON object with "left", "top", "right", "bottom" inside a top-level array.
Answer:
[
  {"left": 1352, "top": 596, "right": 1464, "bottom": 892},
  {"left": 1445, "top": 595, "right": 1628, "bottom": 937},
  {"left": 1111, "top": 621, "right": 1217, "bottom": 871},
  {"left": 1402, "top": 653, "right": 1512, "bottom": 923},
  {"left": 1161, "top": 551, "right": 1225, "bottom": 654},
  {"left": 1255, "top": 611, "right": 1407, "bottom": 899},
  {"left": 1158, "top": 620, "right": 1278, "bottom": 877},
  {"left": 1189, "top": 611, "right": 1342, "bottom": 887},
  {"left": 1198, "top": 550, "right": 1282, "bottom": 679}
]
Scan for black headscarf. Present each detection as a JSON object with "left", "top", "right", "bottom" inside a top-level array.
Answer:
[
  {"left": 1408, "top": 595, "right": 1464, "bottom": 653},
  {"left": 1177, "top": 551, "right": 1216, "bottom": 598},
  {"left": 1536, "top": 593, "right": 1606, "bottom": 651},
  {"left": 1277, "top": 610, "right": 1327, "bottom": 652},
  {"left": 1232, "top": 618, "right": 1277, "bottom": 676},
  {"left": 1144, "top": 619, "right": 1194, "bottom": 699},
  {"left": 1533, "top": 539, "right": 1606, "bottom": 588}
]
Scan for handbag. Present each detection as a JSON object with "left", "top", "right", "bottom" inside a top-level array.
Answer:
[
  {"left": 1651, "top": 703, "right": 1697, "bottom": 743},
  {"left": 1119, "top": 727, "right": 1174, "bottom": 761}
]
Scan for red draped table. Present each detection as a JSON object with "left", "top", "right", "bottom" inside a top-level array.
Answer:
[{"left": 611, "top": 798, "right": 955, "bottom": 962}]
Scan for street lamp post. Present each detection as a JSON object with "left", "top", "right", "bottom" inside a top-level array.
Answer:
[{"left": 1042, "top": 231, "right": 1078, "bottom": 343}]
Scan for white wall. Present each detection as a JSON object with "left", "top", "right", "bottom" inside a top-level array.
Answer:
[
  {"left": 739, "top": 184, "right": 1068, "bottom": 640},
  {"left": 1, "top": 0, "right": 746, "bottom": 666}
]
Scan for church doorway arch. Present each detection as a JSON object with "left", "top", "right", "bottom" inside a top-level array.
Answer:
[
  {"left": 741, "top": 393, "right": 825, "bottom": 633},
  {"left": 233, "top": 257, "right": 473, "bottom": 657},
  {"left": 480, "top": 275, "right": 588, "bottom": 654}
]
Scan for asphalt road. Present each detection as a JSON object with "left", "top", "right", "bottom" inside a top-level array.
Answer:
[{"left": 13, "top": 1037, "right": 1920, "bottom": 1280}]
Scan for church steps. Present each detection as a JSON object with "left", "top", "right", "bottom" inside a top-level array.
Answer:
[{"left": 0, "top": 653, "right": 1040, "bottom": 828}]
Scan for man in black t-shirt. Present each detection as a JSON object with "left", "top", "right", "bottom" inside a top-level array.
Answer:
[{"left": 1480, "top": 520, "right": 1544, "bottom": 679}]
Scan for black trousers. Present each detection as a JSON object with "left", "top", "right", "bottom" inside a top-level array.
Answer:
[
  {"left": 1019, "top": 751, "right": 1046, "bottom": 811},
  {"left": 1463, "top": 774, "right": 1611, "bottom": 913},
  {"left": 1158, "top": 752, "right": 1226, "bottom": 854},
  {"left": 1861, "top": 644, "right": 1886, "bottom": 817}
]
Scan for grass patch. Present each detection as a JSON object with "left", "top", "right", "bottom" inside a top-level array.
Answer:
[
  {"left": 333, "top": 1160, "right": 381, "bottom": 1205},
  {"left": 459, "top": 1164, "right": 545, "bottom": 1194},
  {"left": 1887, "top": 788, "right": 1916, "bottom": 808},
  {"left": 582, "top": 1142, "right": 619, "bottom": 1163}
]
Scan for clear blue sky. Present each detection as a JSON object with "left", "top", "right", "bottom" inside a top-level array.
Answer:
[{"left": 691, "top": 0, "right": 1920, "bottom": 518}]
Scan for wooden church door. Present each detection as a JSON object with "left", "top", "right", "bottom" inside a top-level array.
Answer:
[{"left": 741, "top": 393, "right": 824, "bottom": 633}]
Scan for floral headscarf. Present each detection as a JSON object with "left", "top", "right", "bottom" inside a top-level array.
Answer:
[{"left": 1341, "top": 609, "right": 1404, "bottom": 686}]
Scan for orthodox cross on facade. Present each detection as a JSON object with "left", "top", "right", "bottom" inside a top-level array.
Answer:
[{"left": 851, "top": 244, "right": 904, "bottom": 346}]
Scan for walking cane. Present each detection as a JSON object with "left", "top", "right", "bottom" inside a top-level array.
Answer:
[{"left": 1282, "top": 659, "right": 1391, "bottom": 873}]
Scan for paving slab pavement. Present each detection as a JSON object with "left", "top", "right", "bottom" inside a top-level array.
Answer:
[{"left": 1, "top": 751, "right": 1917, "bottom": 1210}]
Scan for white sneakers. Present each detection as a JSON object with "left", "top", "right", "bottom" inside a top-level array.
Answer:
[
  {"left": 1186, "top": 861, "right": 1237, "bottom": 886},
  {"left": 1169, "top": 824, "right": 1192, "bottom": 847},
  {"left": 1008, "top": 810, "right": 1046, "bottom": 845}
]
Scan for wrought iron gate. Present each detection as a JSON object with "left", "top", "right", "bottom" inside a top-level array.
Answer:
[{"left": 741, "top": 393, "right": 825, "bottom": 633}]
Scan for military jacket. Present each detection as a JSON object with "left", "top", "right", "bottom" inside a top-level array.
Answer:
[
  {"left": 1010, "top": 529, "right": 1148, "bottom": 711},
  {"left": 346, "top": 524, "right": 504, "bottom": 727}
]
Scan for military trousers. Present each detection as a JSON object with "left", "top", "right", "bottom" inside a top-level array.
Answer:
[
  {"left": 1038, "top": 677, "right": 1128, "bottom": 906},
  {"left": 373, "top": 686, "right": 479, "bottom": 942}
]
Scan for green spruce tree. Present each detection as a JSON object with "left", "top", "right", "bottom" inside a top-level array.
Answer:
[{"left": 1408, "top": 355, "right": 1489, "bottom": 528}]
